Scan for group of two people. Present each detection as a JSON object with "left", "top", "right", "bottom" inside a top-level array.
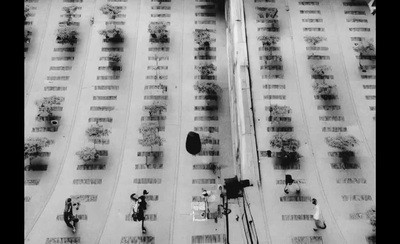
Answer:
[{"left": 284, "top": 174, "right": 327, "bottom": 231}]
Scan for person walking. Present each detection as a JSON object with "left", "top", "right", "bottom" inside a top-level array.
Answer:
[
  {"left": 311, "top": 198, "right": 326, "bottom": 231},
  {"left": 284, "top": 174, "right": 300, "bottom": 194},
  {"left": 138, "top": 190, "right": 149, "bottom": 233},
  {"left": 64, "top": 198, "right": 78, "bottom": 233}
]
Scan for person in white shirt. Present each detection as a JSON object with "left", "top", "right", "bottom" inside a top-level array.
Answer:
[{"left": 312, "top": 198, "right": 326, "bottom": 231}]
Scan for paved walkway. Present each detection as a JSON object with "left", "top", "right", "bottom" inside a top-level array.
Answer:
[{"left": 24, "top": 0, "right": 375, "bottom": 244}]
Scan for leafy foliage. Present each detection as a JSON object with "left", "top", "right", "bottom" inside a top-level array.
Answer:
[
  {"left": 304, "top": 36, "right": 327, "bottom": 46},
  {"left": 270, "top": 133, "right": 300, "bottom": 153},
  {"left": 108, "top": 53, "right": 121, "bottom": 63},
  {"left": 325, "top": 134, "right": 359, "bottom": 151},
  {"left": 35, "top": 96, "right": 65, "bottom": 118},
  {"left": 85, "top": 123, "right": 111, "bottom": 138},
  {"left": 76, "top": 147, "right": 99, "bottom": 162},
  {"left": 312, "top": 80, "right": 336, "bottom": 96},
  {"left": 257, "top": 36, "right": 280, "bottom": 46},
  {"left": 56, "top": 27, "right": 78, "bottom": 45},
  {"left": 100, "top": 4, "right": 120, "bottom": 19},
  {"left": 62, "top": 5, "right": 78, "bottom": 24},
  {"left": 311, "top": 64, "right": 331, "bottom": 76},
  {"left": 146, "top": 101, "right": 167, "bottom": 118},
  {"left": 353, "top": 38, "right": 375, "bottom": 55},
  {"left": 139, "top": 123, "right": 164, "bottom": 149},
  {"left": 194, "top": 81, "right": 222, "bottom": 94},
  {"left": 196, "top": 63, "right": 216, "bottom": 76},
  {"left": 194, "top": 29, "right": 212, "bottom": 46},
  {"left": 24, "top": 137, "right": 53, "bottom": 160},
  {"left": 99, "top": 26, "right": 123, "bottom": 41},
  {"left": 365, "top": 206, "right": 376, "bottom": 232},
  {"left": 148, "top": 22, "right": 169, "bottom": 42},
  {"left": 256, "top": 7, "right": 278, "bottom": 18},
  {"left": 25, "top": 30, "right": 32, "bottom": 43}
]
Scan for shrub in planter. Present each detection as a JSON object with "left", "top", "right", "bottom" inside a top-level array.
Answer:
[
  {"left": 194, "top": 29, "right": 212, "bottom": 47},
  {"left": 56, "top": 27, "right": 78, "bottom": 45},
  {"left": 100, "top": 4, "right": 120, "bottom": 19},
  {"left": 99, "top": 26, "right": 123, "bottom": 43},
  {"left": 353, "top": 38, "right": 375, "bottom": 71},
  {"left": 76, "top": 147, "right": 99, "bottom": 162},
  {"left": 25, "top": 30, "right": 32, "bottom": 44},
  {"left": 25, "top": 6, "right": 32, "bottom": 22},
  {"left": 312, "top": 80, "right": 337, "bottom": 100},
  {"left": 35, "top": 96, "right": 65, "bottom": 122},
  {"left": 365, "top": 206, "right": 376, "bottom": 232},
  {"left": 194, "top": 81, "right": 222, "bottom": 95},
  {"left": 353, "top": 38, "right": 375, "bottom": 56},
  {"left": 311, "top": 64, "right": 331, "bottom": 79},
  {"left": 257, "top": 36, "right": 280, "bottom": 47},
  {"left": 325, "top": 134, "right": 359, "bottom": 164},
  {"left": 62, "top": 5, "right": 78, "bottom": 25},
  {"left": 304, "top": 36, "right": 327, "bottom": 46},
  {"left": 256, "top": 7, "right": 278, "bottom": 18},
  {"left": 148, "top": 22, "right": 169, "bottom": 43},
  {"left": 268, "top": 104, "right": 291, "bottom": 124},
  {"left": 25, "top": 137, "right": 54, "bottom": 164},
  {"left": 85, "top": 123, "right": 111, "bottom": 146},
  {"left": 270, "top": 133, "right": 301, "bottom": 162},
  {"left": 196, "top": 63, "right": 216, "bottom": 76},
  {"left": 108, "top": 53, "right": 122, "bottom": 71},
  {"left": 139, "top": 122, "right": 165, "bottom": 163},
  {"left": 146, "top": 101, "right": 167, "bottom": 119}
]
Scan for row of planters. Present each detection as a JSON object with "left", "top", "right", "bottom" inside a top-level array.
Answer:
[
  {"left": 304, "top": 34, "right": 375, "bottom": 234},
  {"left": 192, "top": 29, "right": 223, "bottom": 174},
  {"left": 75, "top": 4, "right": 126, "bottom": 164},
  {"left": 24, "top": 5, "right": 83, "bottom": 168},
  {"left": 304, "top": 35, "right": 361, "bottom": 166},
  {"left": 25, "top": 6, "right": 33, "bottom": 44},
  {"left": 136, "top": 19, "right": 171, "bottom": 166}
]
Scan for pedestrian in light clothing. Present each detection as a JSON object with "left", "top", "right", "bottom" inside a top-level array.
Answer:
[{"left": 312, "top": 198, "right": 326, "bottom": 231}]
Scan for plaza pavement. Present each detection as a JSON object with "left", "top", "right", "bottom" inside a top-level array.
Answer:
[{"left": 24, "top": 0, "right": 375, "bottom": 244}]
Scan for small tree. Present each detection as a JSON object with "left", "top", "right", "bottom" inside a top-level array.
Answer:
[
  {"left": 25, "top": 137, "right": 54, "bottom": 166},
  {"left": 194, "top": 29, "right": 212, "bottom": 47},
  {"left": 25, "top": 30, "right": 32, "bottom": 44},
  {"left": 353, "top": 38, "right": 375, "bottom": 71},
  {"left": 365, "top": 206, "right": 376, "bottom": 232},
  {"left": 304, "top": 36, "right": 327, "bottom": 46},
  {"left": 85, "top": 123, "right": 111, "bottom": 147},
  {"left": 62, "top": 5, "right": 78, "bottom": 25},
  {"left": 76, "top": 147, "right": 99, "bottom": 162},
  {"left": 25, "top": 6, "right": 32, "bottom": 22},
  {"left": 311, "top": 64, "right": 331, "bottom": 79},
  {"left": 270, "top": 133, "right": 301, "bottom": 162},
  {"left": 257, "top": 36, "right": 279, "bottom": 57},
  {"left": 196, "top": 63, "right": 216, "bottom": 76},
  {"left": 256, "top": 7, "right": 278, "bottom": 18},
  {"left": 108, "top": 53, "right": 122, "bottom": 71},
  {"left": 99, "top": 26, "right": 123, "bottom": 43},
  {"left": 100, "top": 4, "right": 120, "bottom": 19},
  {"left": 268, "top": 104, "right": 290, "bottom": 124},
  {"left": 325, "top": 134, "right": 359, "bottom": 164},
  {"left": 146, "top": 101, "right": 167, "bottom": 119},
  {"left": 194, "top": 81, "right": 222, "bottom": 95},
  {"left": 35, "top": 96, "right": 65, "bottom": 122},
  {"left": 139, "top": 122, "right": 165, "bottom": 164},
  {"left": 312, "top": 80, "right": 337, "bottom": 99},
  {"left": 56, "top": 27, "right": 78, "bottom": 45},
  {"left": 148, "top": 22, "right": 169, "bottom": 43}
]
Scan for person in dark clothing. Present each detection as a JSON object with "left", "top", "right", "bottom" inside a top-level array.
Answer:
[
  {"left": 63, "top": 198, "right": 77, "bottom": 233},
  {"left": 138, "top": 190, "right": 149, "bottom": 233}
]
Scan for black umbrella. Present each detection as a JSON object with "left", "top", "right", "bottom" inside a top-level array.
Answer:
[{"left": 185, "top": 131, "right": 201, "bottom": 155}]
